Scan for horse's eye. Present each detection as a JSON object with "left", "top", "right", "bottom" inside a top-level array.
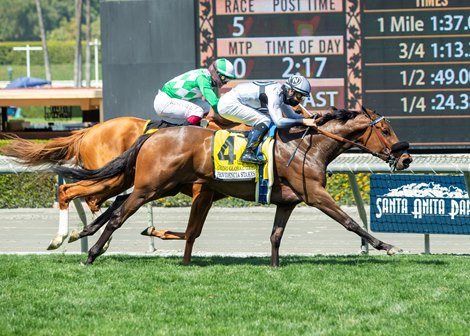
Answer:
[{"left": 382, "top": 129, "right": 390, "bottom": 136}]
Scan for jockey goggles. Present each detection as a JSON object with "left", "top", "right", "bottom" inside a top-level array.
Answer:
[
  {"left": 293, "top": 91, "right": 308, "bottom": 101},
  {"left": 219, "top": 74, "right": 229, "bottom": 85}
]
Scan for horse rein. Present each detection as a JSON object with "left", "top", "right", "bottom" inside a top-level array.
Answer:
[
  {"left": 298, "top": 104, "right": 395, "bottom": 164},
  {"left": 315, "top": 123, "right": 391, "bottom": 162}
]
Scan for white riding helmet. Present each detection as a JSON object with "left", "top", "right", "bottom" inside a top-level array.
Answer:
[{"left": 286, "top": 75, "right": 311, "bottom": 97}]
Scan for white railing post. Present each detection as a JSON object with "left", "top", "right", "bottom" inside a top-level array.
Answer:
[{"left": 12, "top": 45, "right": 43, "bottom": 78}]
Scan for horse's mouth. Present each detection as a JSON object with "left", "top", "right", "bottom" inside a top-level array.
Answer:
[
  {"left": 395, "top": 153, "right": 412, "bottom": 170},
  {"left": 389, "top": 142, "right": 412, "bottom": 171}
]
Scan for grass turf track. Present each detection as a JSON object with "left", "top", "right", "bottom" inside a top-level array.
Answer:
[{"left": 0, "top": 254, "right": 469, "bottom": 335}]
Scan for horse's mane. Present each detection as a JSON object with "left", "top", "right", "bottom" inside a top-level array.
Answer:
[{"left": 317, "top": 107, "right": 360, "bottom": 126}]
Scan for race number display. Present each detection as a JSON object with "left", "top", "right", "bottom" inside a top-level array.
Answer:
[
  {"left": 196, "top": 0, "right": 470, "bottom": 152},
  {"left": 198, "top": 0, "right": 348, "bottom": 114}
]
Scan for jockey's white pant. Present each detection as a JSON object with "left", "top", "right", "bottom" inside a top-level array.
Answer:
[
  {"left": 153, "top": 90, "right": 210, "bottom": 124},
  {"left": 218, "top": 91, "right": 271, "bottom": 127}
]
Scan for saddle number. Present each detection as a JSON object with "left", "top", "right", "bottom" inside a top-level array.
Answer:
[{"left": 217, "top": 135, "right": 236, "bottom": 164}]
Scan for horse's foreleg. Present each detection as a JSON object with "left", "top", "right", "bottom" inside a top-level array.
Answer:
[
  {"left": 54, "top": 176, "right": 130, "bottom": 247},
  {"left": 271, "top": 204, "right": 296, "bottom": 267},
  {"left": 182, "top": 184, "right": 215, "bottom": 265},
  {"left": 70, "top": 195, "right": 129, "bottom": 243},
  {"left": 84, "top": 190, "right": 151, "bottom": 265},
  {"left": 309, "top": 188, "right": 402, "bottom": 255},
  {"left": 47, "top": 208, "right": 70, "bottom": 250},
  {"left": 50, "top": 179, "right": 118, "bottom": 250}
]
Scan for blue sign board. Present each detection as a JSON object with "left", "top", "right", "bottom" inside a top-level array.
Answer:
[{"left": 370, "top": 174, "right": 470, "bottom": 234}]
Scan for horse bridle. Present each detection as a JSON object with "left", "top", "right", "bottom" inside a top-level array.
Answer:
[
  {"left": 315, "top": 109, "right": 408, "bottom": 168},
  {"left": 295, "top": 105, "right": 408, "bottom": 168},
  {"left": 360, "top": 109, "right": 410, "bottom": 167}
]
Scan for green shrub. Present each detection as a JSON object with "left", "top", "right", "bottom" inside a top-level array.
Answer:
[
  {"left": 0, "top": 140, "right": 57, "bottom": 208},
  {"left": 0, "top": 173, "right": 56, "bottom": 208},
  {"left": 326, "top": 173, "right": 370, "bottom": 205},
  {"left": 0, "top": 172, "right": 371, "bottom": 208}
]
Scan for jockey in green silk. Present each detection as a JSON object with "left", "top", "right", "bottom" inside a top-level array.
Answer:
[{"left": 153, "top": 58, "right": 236, "bottom": 126}]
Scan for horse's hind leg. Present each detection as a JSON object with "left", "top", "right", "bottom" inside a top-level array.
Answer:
[
  {"left": 141, "top": 183, "right": 205, "bottom": 239},
  {"left": 47, "top": 178, "right": 75, "bottom": 250},
  {"left": 140, "top": 184, "right": 214, "bottom": 264},
  {"left": 48, "top": 186, "right": 93, "bottom": 250},
  {"left": 182, "top": 184, "right": 214, "bottom": 264}
]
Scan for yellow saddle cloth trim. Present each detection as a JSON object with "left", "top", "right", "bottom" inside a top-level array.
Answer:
[{"left": 143, "top": 120, "right": 159, "bottom": 134}]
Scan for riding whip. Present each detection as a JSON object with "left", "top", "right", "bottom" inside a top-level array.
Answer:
[
  {"left": 286, "top": 104, "right": 319, "bottom": 167},
  {"left": 286, "top": 126, "right": 310, "bottom": 167}
]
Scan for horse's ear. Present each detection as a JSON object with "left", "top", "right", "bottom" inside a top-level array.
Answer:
[{"left": 361, "top": 105, "right": 375, "bottom": 120}]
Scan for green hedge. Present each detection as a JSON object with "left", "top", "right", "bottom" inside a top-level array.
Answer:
[
  {"left": 0, "top": 173, "right": 56, "bottom": 208},
  {"left": 0, "top": 172, "right": 370, "bottom": 208}
]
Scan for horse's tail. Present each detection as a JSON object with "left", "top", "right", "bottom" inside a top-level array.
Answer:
[
  {"left": 53, "top": 133, "right": 152, "bottom": 181},
  {"left": 0, "top": 130, "right": 87, "bottom": 165}
]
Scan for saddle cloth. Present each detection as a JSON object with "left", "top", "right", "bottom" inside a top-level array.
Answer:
[{"left": 212, "top": 127, "right": 275, "bottom": 204}]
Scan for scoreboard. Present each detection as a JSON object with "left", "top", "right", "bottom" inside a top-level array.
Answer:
[{"left": 196, "top": 0, "right": 470, "bottom": 152}]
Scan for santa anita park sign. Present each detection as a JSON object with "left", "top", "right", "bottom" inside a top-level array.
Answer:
[{"left": 370, "top": 175, "right": 470, "bottom": 234}]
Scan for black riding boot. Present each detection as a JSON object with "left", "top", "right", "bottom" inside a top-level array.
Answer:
[{"left": 240, "top": 123, "right": 268, "bottom": 165}]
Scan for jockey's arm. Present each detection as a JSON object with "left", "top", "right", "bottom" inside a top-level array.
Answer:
[
  {"left": 267, "top": 92, "right": 314, "bottom": 128},
  {"left": 197, "top": 76, "right": 219, "bottom": 113},
  {"left": 282, "top": 103, "right": 303, "bottom": 120}
]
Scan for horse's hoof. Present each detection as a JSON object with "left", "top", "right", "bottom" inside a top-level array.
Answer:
[
  {"left": 47, "top": 234, "right": 68, "bottom": 250},
  {"left": 140, "top": 226, "right": 154, "bottom": 236},
  {"left": 80, "top": 261, "right": 89, "bottom": 267},
  {"left": 387, "top": 246, "right": 404, "bottom": 256},
  {"left": 68, "top": 229, "right": 82, "bottom": 243}
]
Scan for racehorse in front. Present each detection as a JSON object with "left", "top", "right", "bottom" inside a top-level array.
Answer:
[
  {"left": 53, "top": 107, "right": 412, "bottom": 266},
  {"left": 0, "top": 114, "right": 247, "bottom": 249}
]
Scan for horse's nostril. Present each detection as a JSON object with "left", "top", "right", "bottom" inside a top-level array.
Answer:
[{"left": 403, "top": 158, "right": 412, "bottom": 168}]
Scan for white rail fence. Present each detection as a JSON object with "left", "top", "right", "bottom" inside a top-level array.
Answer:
[{"left": 1, "top": 154, "right": 470, "bottom": 254}]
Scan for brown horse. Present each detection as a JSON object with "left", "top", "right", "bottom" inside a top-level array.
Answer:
[
  {"left": 0, "top": 114, "right": 248, "bottom": 249},
  {"left": 53, "top": 107, "right": 412, "bottom": 266}
]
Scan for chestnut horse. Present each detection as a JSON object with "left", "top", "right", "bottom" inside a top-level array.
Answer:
[
  {"left": 53, "top": 108, "right": 412, "bottom": 266},
  {"left": 0, "top": 114, "right": 248, "bottom": 249}
]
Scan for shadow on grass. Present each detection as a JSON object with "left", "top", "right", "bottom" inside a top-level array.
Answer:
[{"left": 90, "top": 254, "right": 451, "bottom": 267}]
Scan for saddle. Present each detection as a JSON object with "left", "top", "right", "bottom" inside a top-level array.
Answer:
[
  {"left": 143, "top": 114, "right": 250, "bottom": 135},
  {"left": 143, "top": 120, "right": 180, "bottom": 134}
]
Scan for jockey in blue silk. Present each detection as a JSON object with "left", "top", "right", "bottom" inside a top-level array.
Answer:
[
  {"left": 218, "top": 75, "right": 318, "bottom": 165},
  {"left": 153, "top": 58, "right": 236, "bottom": 126}
]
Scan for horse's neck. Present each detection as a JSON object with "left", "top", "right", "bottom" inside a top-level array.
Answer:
[{"left": 276, "top": 126, "right": 356, "bottom": 168}]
